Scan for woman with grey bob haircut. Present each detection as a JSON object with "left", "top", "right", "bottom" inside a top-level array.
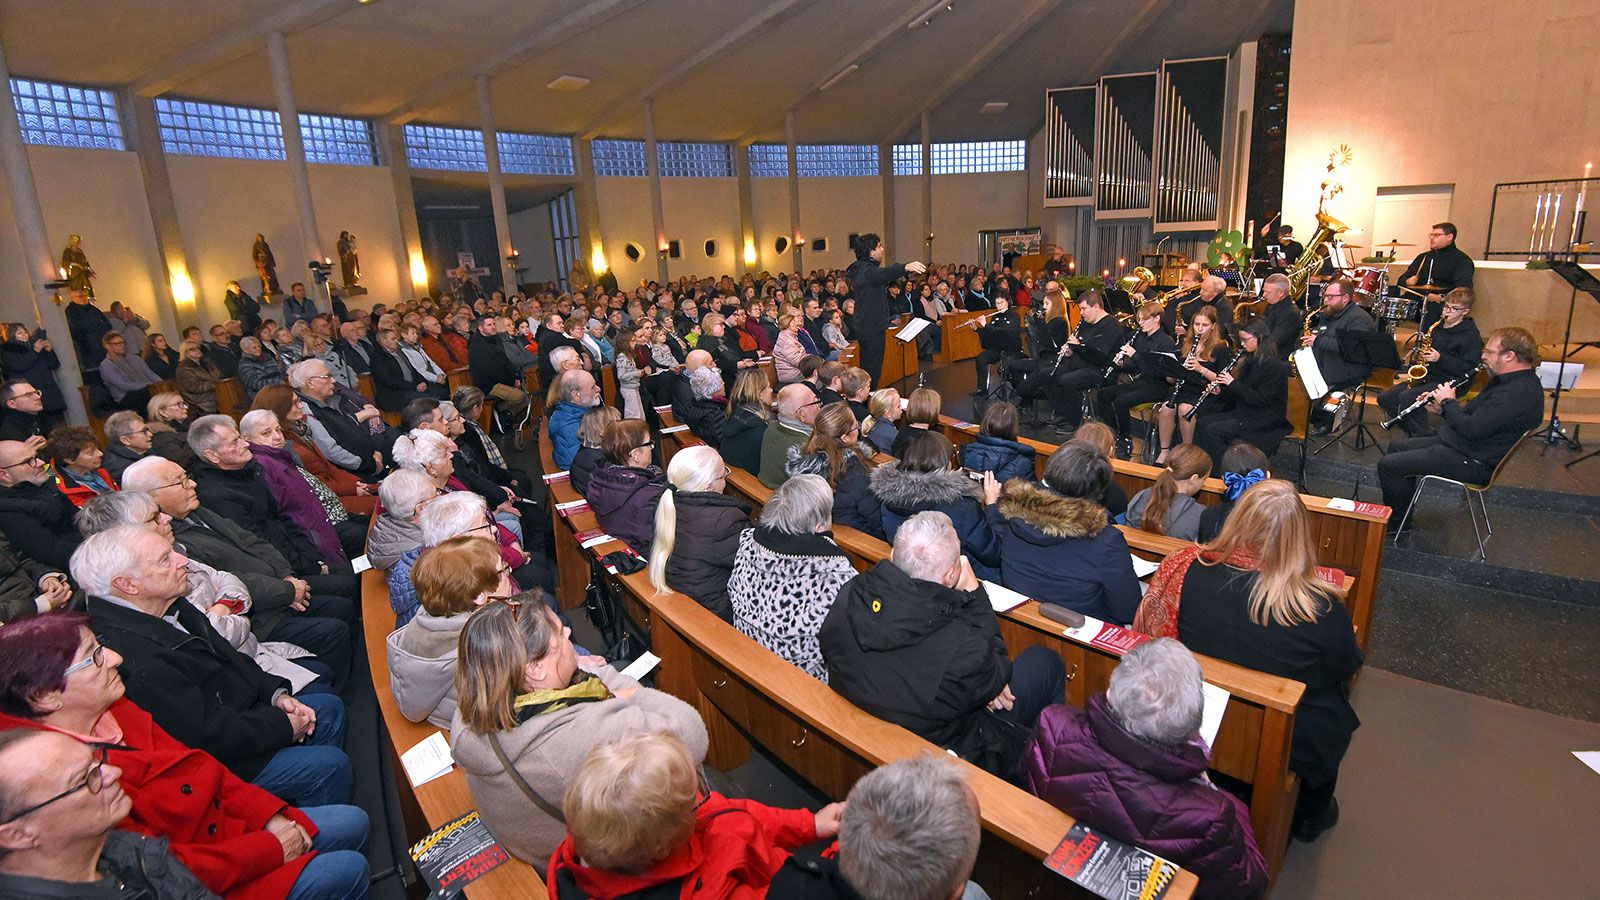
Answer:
[
  {"left": 726, "top": 474, "right": 856, "bottom": 682},
  {"left": 74, "top": 490, "right": 321, "bottom": 692}
]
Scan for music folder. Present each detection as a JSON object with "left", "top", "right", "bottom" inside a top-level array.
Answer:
[
  {"left": 894, "top": 317, "right": 931, "bottom": 342},
  {"left": 1335, "top": 329, "right": 1405, "bottom": 372},
  {"left": 1292, "top": 347, "right": 1329, "bottom": 399},
  {"left": 1143, "top": 351, "right": 1188, "bottom": 382}
]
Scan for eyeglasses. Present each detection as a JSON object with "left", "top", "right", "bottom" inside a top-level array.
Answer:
[
  {"left": 64, "top": 643, "right": 106, "bottom": 677},
  {"left": 8, "top": 389, "right": 41, "bottom": 400},
  {"left": 307, "top": 373, "right": 334, "bottom": 382},
  {"left": 0, "top": 455, "right": 41, "bottom": 470},
  {"left": 150, "top": 474, "right": 195, "bottom": 491},
  {"left": 0, "top": 746, "right": 110, "bottom": 824},
  {"left": 1443, "top": 304, "right": 1469, "bottom": 313}
]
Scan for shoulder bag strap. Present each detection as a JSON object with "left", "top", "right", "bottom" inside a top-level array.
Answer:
[{"left": 486, "top": 731, "right": 566, "bottom": 823}]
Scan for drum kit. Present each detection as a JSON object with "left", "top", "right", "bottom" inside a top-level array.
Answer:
[{"left": 1310, "top": 238, "right": 1446, "bottom": 332}]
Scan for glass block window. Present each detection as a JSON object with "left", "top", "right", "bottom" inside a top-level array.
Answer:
[
  {"left": 155, "top": 98, "right": 284, "bottom": 160},
  {"left": 658, "top": 141, "right": 732, "bottom": 178},
  {"left": 10, "top": 78, "right": 125, "bottom": 150},
  {"left": 403, "top": 124, "right": 486, "bottom": 171},
  {"left": 796, "top": 144, "right": 878, "bottom": 177},
  {"left": 893, "top": 143, "right": 923, "bottom": 176},
  {"left": 593, "top": 138, "right": 647, "bottom": 177},
  {"left": 499, "top": 132, "right": 574, "bottom": 175},
  {"left": 929, "top": 140, "right": 1026, "bottom": 174},
  {"left": 747, "top": 143, "right": 789, "bottom": 178},
  {"left": 300, "top": 113, "right": 377, "bottom": 166}
]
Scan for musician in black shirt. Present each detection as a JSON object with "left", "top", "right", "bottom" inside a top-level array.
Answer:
[
  {"left": 970, "top": 295, "right": 1023, "bottom": 396},
  {"left": 1158, "top": 305, "right": 1233, "bottom": 459},
  {"left": 1194, "top": 319, "right": 1292, "bottom": 465},
  {"left": 1377, "top": 288, "right": 1485, "bottom": 437},
  {"left": 1258, "top": 274, "right": 1302, "bottom": 360},
  {"left": 1166, "top": 275, "right": 1234, "bottom": 340},
  {"left": 1097, "top": 300, "right": 1178, "bottom": 458},
  {"left": 1005, "top": 288, "right": 1070, "bottom": 405},
  {"left": 1300, "top": 279, "right": 1377, "bottom": 435},
  {"left": 1399, "top": 222, "right": 1474, "bottom": 330},
  {"left": 1378, "top": 327, "right": 1543, "bottom": 521},
  {"left": 1042, "top": 291, "right": 1126, "bottom": 433}
]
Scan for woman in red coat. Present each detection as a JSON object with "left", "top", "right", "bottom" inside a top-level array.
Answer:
[
  {"left": 548, "top": 731, "right": 840, "bottom": 899},
  {"left": 0, "top": 612, "right": 371, "bottom": 900}
]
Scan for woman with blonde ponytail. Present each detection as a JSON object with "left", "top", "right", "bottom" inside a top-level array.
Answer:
[
  {"left": 647, "top": 444, "right": 750, "bottom": 622},
  {"left": 1133, "top": 479, "right": 1362, "bottom": 843}
]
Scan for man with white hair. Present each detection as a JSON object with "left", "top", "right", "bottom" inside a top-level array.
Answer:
[
  {"left": 237, "top": 335, "right": 287, "bottom": 394},
  {"left": 121, "top": 456, "right": 353, "bottom": 688},
  {"left": 289, "top": 358, "right": 391, "bottom": 477},
  {"left": 769, "top": 753, "right": 991, "bottom": 900},
  {"left": 76, "top": 525, "right": 354, "bottom": 807},
  {"left": 546, "top": 367, "right": 599, "bottom": 470},
  {"left": 758, "top": 383, "right": 821, "bottom": 488},
  {"left": 1168, "top": 274, "right": 1233, "bottom": 338},
  {"left": 820, "top": 510, "right": 1065, "bottom": 778}
]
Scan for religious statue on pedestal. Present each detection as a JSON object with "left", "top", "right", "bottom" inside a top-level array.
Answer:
[
  {"left": 337, "top": 230, "right": 366, "bottom": 295},
  {"left": 60, "top": 234, "right": 95, "bottom": 298},
  {"left": 253, "top": 233, "right": 279, "bottom": 298}
]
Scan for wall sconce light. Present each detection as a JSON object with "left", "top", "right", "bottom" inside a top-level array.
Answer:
[
  {"left": 591, "top": 246, "right": 608, "bottom": 273},
  {"left": 45, "top": 268, "right": 68, "bottom": 305},
  {"left": 743, "top": 239, "right": 757, "bottom": 266},
  {"left": 170, "top": 270, "right": 196, "bottom": 307},
  {"left": 409, "top": 252, "right": 430, "bottom": 293}
]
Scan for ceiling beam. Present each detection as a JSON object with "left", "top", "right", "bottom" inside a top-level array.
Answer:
[
  {"left": 1076, "top": 0, "right": 1176, "bottom": 83},
  {"left": 577, "top": 0, "right": 818, "bottom": 140},
  {"left": 732, "top": 0, "right": 951, "bottom": 145},
  {"left": 386, "top": 0, "right": 649, "bottom": 125},
  {"left": 881, "top": 0, "right": 1066, "bottom": 144},
  {"left": 131, "top": 0, "right": 353, "bottom": 98}
]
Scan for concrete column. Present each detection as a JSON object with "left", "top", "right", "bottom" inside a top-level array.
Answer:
[
  {"left": 0, "top": 40, "right": 85, "bottom": 422},
  {"left": 921, "top": 112, "right": 933, "bottom": 262},
  {"left": 879, "top": 142, "right": 895, "bottom": 260},
  {"left": 267, "top": 32, "right": 325, "bottom": 276},
  {"left": 642, "top": 99, "right": 669, "bottom": 283},
  {"left": 378, "top": 123, "right": 427, "bottom": 298},
  {"left": 121, "top": 93, "right": 189, "bottom": 337},
  {"left": 476, "top": 75, "right": 517, "bottom": 295},
  {"left": 785, "top": 111, "right": 801, "bottom": 273},
  {"left": 735, "top": 141, "right": 755, "bottom": 278},
  {"left": 571, "top": 138, "right": 604, "bottom": 284}
]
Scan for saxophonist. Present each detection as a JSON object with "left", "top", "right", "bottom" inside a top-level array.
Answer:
[
  {"left": 1376, "top": 288, "right": 1484, "bottom": 437},
  {"left": 1300, "top": 278, "right": 1377, "bottom": 436},
  {"left": 1377, "top": 327, "right": 1543, "bottom": 522},
  {"left": 1194, "top": 320, "right": 1293, "bottom": 465}
]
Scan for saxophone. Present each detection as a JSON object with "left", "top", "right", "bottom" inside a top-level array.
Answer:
[{"left": 1397, "top": 318, "right": 1441, "bottom": 383}]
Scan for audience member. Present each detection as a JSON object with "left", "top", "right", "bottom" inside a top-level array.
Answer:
[
  {"left": 249, "top": 384, "right": 377, "bottom": 517},
  {"left": 959, "top": 401, "right": 1037, "bottom": 484},
  {"left": 758, "top": 383, "right": 819, "bottom": 488},
  {"left": 97, "top": 332, "right": 163, "bottom": 413},
  {"left": 388, "top": 536, "right": 513, "bottom": 729},
  {"left": 648, "top": 445, "right": 750, "bottom": 622},
  {"left": 174, "top": 340, "right": 222, "bottom": 416},
  {"left": 238, "top": 336, "right": 287, "bottom": 395},
  {"left": 1022, "top": 639, "right": 1267, "bottom": 899},
  {"left": 1066, "top": 421, "right": 1128, "bottom": 516},
  {"left": 0, "top": 378, "right": 51, "bottom": 444},
  {"left": 861, "top": 387, "right": 901, "bottom": 455},
  {"left": 205, "top": 325, "right": 242, "bottom": 379},
  {"left": 772, "top": 314, "right": 808, "bottom": 383},
  {"left": 586, "top": 419, "right": 668, "bottom": 555},
  {"left": 728, "top": 474, "right": 856, "bottom": 680},
  {"left": 45, "top": 425, "right": 118, "bottom": 507},
  {"left": 452, "top": 386, "right": 536, "bottom": 500},
  {"left": 988, "top": 442, "right": 1141, "bottom": 625},
  {"left": 1124, "top": 444, "right": 1212, "bottom": 541},
  {"left": 366, "top": 468, "right": 434, "bottom": 571},
  {"left": 821, "top": 510, "right": 1065, "bottom": 777},
  {"left": 1198, "top": 442, "right": 1270, "bottom": 542},
  {"left": 784, "top": 400, "right": 883, "bottom": 538},
  {"left": 889, "top": 387, "right": 941, "bottom": 457},
  {"left": 1, "top": 325, "right": 67, "bottom": 434},
  {"left": 721, "top": 369, "right": 772, "bottom": 476},
  {"left": 870, "top": 430, "right": 1002, "bottom": 580},
  {"left": 288, "top": 359, "right": 389, "bottom": 479},
  {"left": 74, "top": 526, "right": 352, "bottom": 807},
  {"left": 0, "top": 532, "right": 69, "bottom": 623},
  {"left": 548, "top": 731, "right": 839, "bottom": 898},
  {"left": 0, "top": 612, "right": 372, "bottom": 900},
  {"left": 547, "top": 368, "right": 599, "bottom": 470},
  {"left": 144, "top": 390, "right": 197, "bottom": 467},
  {"left": 451, "top": 599, "right": 708, "bottom": 870},
  {"left": 468, "top": 316, "right": 532, "bottom": 428},
  {"left": 681, "top": 363, "right": 728, "bottom": 446},
  {"left": 100, "top": 411, "right": 150, "bottom": 481},
  {"left": 0, "top": 439, "right": 82, "bottom": 569},
  {"left": 1134, "top": 480, "right": 1363, "bottom": 842},
  {"left": 570, "top": 405, "right": 619, "bottom": 496},
  {"left": 239, "top": 410, "right": 366, "bottom": 562}
]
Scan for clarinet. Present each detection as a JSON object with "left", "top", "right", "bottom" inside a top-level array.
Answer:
[
  {"left": 1103, "top": 337, "right": 1136, "bottom": 382},
  {"left": 1184, "top": 349, "right": 1244, "bottom": 420},
  {"left": 1049, "top": 318, "right": 1086, "bottom": 376},
  {"left": 1165, "top": 341, "right": 1201, "bottom": 407},
  {"left": 1380, "top": 364, "right": 1485, "bottom": 429}
]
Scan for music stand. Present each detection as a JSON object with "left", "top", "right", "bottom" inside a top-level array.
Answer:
[
  {"left": 1314, "top": 330, "right": 1404, "bottom": 454},
  {"left": 1544, "top": 259, "right": 1599, "bottom": 456}
]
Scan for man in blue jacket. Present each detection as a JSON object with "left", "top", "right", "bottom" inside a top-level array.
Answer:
[{"left": 547, "top": 368, "right": 599, "bottom": 469}]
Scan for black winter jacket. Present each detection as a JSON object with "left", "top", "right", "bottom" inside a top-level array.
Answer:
[
  {"left": 192, "top": 461, "right": 327, "bottom": 576},
  {"left": 0, "top": 479, "right": 82, "bottom": 570},
  {"left": 720, "top": 405, "right": 768, "bottom": 475},
  {"left": 570, "top": 446, "right": 605, "bottom": 496},
  {"left": 959, "top": 433, "right": 1037, "bottom": 484},
  {"left": 0, "top": 339, "right": 65, "bottom": 411},
  {"left": 987, "top": 480, "right": 1142, "bottom": 626},
  {"left": 820, "top": 560, "right": 1026, "bottom": 776},
  {"left": 784, "top": 447, "right": 884, "bottom": 539},
  {"left": 662, "top": 491, "right": 750, "bottom": 622},
  {"left": 869, "top": 464, "right": 1000, "bottom": 579}
]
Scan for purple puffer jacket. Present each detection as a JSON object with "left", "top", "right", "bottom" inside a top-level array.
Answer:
[
  {"left": 249, "top": 441, "right": 347, "bottom": 566},
  {"left": 584, "top": 463, "right": 667, "bottom": 556},
  {"left": 1021, "top": 694, "right": 1267, "bottom": 900}
]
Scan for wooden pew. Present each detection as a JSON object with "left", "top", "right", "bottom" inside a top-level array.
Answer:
[
  {"left": 215, "top": 377, "right": 248, "bottom": 415},
  {"left": 537, "top": 442, "right": 1199, "bottom": 899},
  {"left": 356, "top": 372, "right": 376, "bottom": 404},
  {"left": 601, "top": 364, "right": 617, "bottom": 407},
  {"left": 359, "top": 568, "right": 548, "bottom": 898},
  {"left": 937, "top": 415, "right": 1389, "bottom": 650},
  {"left": 79, "top": 379, "right": 177, "bottom": 444},
  {"left": 659, "top": 418, "right": 1310, "bottom": 882},
  {"left": 936, "top": 310, "right": 987, "bottom": 364}
]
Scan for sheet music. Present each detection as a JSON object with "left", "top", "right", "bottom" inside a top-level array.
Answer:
[
  {"left": 1293, "top": 347, "right": 1329, "bottom": 399},
  {"left": 894, "top": 318, "right": 931, "bottom": 342}
]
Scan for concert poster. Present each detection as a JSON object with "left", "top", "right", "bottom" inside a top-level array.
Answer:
[
  {"left": 410, "top": 811, "right": 510, "bottom": 899},
  {"left": 1045, "top": 822, "right": 1177, "bottom": 900}
]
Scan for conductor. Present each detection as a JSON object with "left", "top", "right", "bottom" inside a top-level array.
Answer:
[{"left": 846, "top": 233, "right": 927, "bottom": 388}]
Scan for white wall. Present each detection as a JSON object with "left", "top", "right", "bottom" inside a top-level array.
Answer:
[
  {"left": 895, "top": 171, "right": 1031, "bottom": 265},
  {"left": 508, "top": 203, "right": 558, "bottom": 287}
]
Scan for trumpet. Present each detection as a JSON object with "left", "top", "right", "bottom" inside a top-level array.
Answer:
[{"left": 1381, "top": 364, "right": 1485, "bottom": 429}]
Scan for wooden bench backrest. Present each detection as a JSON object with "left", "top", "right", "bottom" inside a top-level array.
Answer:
[
  {"left": 359, "top": 569, "right": 547, "bottom": 899},
  {"left": 937, "top": 415, "right": 1387, "bottom": 649}
]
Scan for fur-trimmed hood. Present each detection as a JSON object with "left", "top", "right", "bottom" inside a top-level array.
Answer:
[
  {"left": 996, "top": 479, "right": 1108, "bottom": 541},
  {"left": 784, "top": 444, "right": 870, "bottom": 480},
  {"left": 868, "top": 463, "right": 979, "bottom": 511}
]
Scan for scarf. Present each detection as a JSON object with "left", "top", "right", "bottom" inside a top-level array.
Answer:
[
  {"left": 511, "top": 671, "right": 612, "bottom": 722},
  {"left": 1132, "top": 545, "right": 1262, "bottom": 639},
  {"left": 1222, "top": 468, "right": 1267, "bottom": 501}
]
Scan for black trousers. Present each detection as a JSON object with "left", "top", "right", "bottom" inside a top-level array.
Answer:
[
  {"left": 1046, "top": 368, "right": 1106, "bottom": 426},
  {"left": 974, "top": 349, "right": 1016, "bottom": 389},
  {"left": 1376, "top": 434, "right": 1493, "bottom": 512},
  {"left": 857, "top": 327, "right": 886, "bottom": 389},
  {"left": 334, "top": 517, "right": 368, "bottom": 562},
  {"left": 266, "top": 609, "right": 351, "bottom": 691},
  {"left": 1376, "top": 381, "right": 1436, "bottom": 437},
  {"left": 1099, "top": 379, "right": 1169, "bottom": 438},
  {"left": 1194, "top": 413, "right": 1288, "bottom": 467}
]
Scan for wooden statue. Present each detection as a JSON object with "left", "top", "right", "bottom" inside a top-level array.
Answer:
[
  {"left": 60, "top": 234, "right": 95, "bottom": 298},
  {"left": 337, "top": 230, "right": 365, "bottom": 295},
  {"left": 253, "top": 233, "right": 279, "bottom": 297}
]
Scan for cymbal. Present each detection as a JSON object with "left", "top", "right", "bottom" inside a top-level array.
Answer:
[
  {"left": 1371, "top": 240, "right": 1416, "bottom": 248},
  {"left": 1396, "top": 284, "right": 1446, "bottom": 297}
]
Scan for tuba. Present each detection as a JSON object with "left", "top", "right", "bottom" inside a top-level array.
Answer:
[
  {"left": 1117, "top": 266, "right": 1156, "bottom": 293},
  {"left": 1286, "top": 210, "right": 1348, "bottom": 304}
]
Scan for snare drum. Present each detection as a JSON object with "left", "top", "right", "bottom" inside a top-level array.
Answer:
[
  {"left": 1375, "top": 294, "right": 1410, "bottom": 322},
  {"left": 1352, "top": 266, "right": 1387, "bottom": 304}
]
